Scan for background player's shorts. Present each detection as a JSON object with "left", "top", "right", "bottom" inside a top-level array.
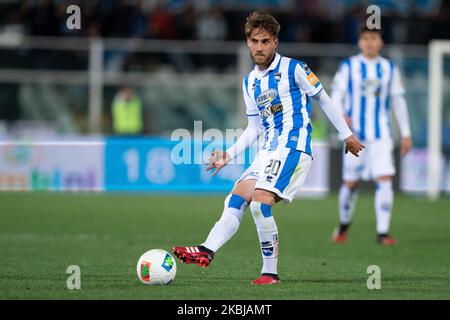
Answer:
[
  {"left": 342, "top": 138, "right": 395, "bottom": 181},
  {"left": 235, "top": 147, "right": 312, "bottom": 204}
]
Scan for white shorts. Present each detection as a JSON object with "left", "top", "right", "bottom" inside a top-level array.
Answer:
[
  {"left": 235, "top": 147, "right": 312, "bottom": 204},
  {"left": 342, "top": 138, "right": 395, "bottom": 182}
]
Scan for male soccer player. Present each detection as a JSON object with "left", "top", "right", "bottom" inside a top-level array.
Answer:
[
  {"left": 173, "top": 12, "right": 364, "bottom": 285},
  {"left": 330, "top": 26, "right": 412, "bottom": 245}
]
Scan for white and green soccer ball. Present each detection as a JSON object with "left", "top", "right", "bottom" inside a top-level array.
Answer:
[{"left": 136, "top": 249, "right": 177, "bottom": 285}]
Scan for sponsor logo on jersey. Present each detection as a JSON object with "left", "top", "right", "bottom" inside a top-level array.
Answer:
[
  {"left": 361, "top": 79, "right": 381, "bottom": 96},
  {"left": 307, "top": 72, "right": 320, "bottom": 87},
  {"left": 256, "top": 88, "right": 278, "bottom": 107},
  {"left": 302, "top": 63, "right": 320, "bottom": 87},
  {"left": 260, "top": 103, "right": 283, "bottom": 119}
]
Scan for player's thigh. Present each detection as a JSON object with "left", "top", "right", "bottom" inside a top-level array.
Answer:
[
  {"left": 255, "top": 147, "right": 312, "bottom": 204},
  {"left": 231, "top": 179, "right": 256, "bottom": 203},
  {"left": 369, "top": 139, "right": 395, "bottom": 179}
]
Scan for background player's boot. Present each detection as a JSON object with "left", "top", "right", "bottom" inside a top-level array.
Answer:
[
  {"left": 331, "top": 225, "right": 349, "bottom": 243},
  {"left": 172, "top": 245, "right": 214, "bottom": 267},
  {"left": 251, "top": 273, "right": 280, "bottom": 285},
  {"left": 377, "top": 234, "right": 398, "bottom": 245}
]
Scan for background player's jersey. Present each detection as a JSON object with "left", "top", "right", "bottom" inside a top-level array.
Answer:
[
  {"left": 331, "top": 54, "right": 405, "bottom": 142},
  {"left": 243, "top": 52, "right": 323, "bottom": 156}
]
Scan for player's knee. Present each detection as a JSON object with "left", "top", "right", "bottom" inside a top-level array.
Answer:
[
  {"left": 345, "top": 181, "right": 359, "bottom": 191},
  {"left": 377, "top": 176, "right": 392, "bottom": 183},
  {"left": 376, "top": 179, "right": 393, "bottom": 191},
  {"left": 249, "top": 201, "right": 272, "bottom": 219},
  {"left": 252, "top": 189, "right": 276, "bottom": 206},
  {"left": 225, "top": 194, "right": 247, "bottom": 222}
]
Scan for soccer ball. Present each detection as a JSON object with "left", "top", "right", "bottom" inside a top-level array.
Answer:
[{"left": 136, "top": 249, "right": 177, "bottom": 285}]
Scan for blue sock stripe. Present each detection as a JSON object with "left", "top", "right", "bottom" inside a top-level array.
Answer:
[
  {"left": 260, "top": 203, "right": 273, "bottom": 218},
  {"left": 228, "top": 194, "right": 246, "bottom": 209}
]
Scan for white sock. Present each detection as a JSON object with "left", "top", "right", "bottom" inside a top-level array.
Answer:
[
  {"left": 249, "top": 201, "right": 278, "bottom": 275},
  {"left": 339, "top": 184, "right": 358, "bottom": 225},
  {"left": 375, "top": 180, "right": 393, "bottom": 234},
  {"left": 201, "top": 194, "right": 247, "bottom": 252}
]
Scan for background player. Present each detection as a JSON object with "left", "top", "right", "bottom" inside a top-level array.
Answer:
[
  {"left": 331, "top": 26, "right": 412, "bottom": 245},
  {"left": 173, "top": 12, "right": 364, "bottom": 285}
]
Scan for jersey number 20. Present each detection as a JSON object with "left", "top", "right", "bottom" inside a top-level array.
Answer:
[{"left": 264, "top": 159, "right": 281, "bottom": 176}]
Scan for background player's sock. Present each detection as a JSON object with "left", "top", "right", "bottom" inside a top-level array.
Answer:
[
  {"left": 250, "top": 201, "right": 278, "bottom": 276},
  {"left": 375, "top": 180, "right": 393, "bottom": 234},
  {"left": 338, "top": 184, "right": 358, "bottom": 228},
  {"left": 201, "top": 194, "right": 247, "bottom": 252}
]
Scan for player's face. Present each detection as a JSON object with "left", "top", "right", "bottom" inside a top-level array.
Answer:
[
  {"left": 247, "top": 28, "right": 278, "bottom": 69},
  {"left": 358, "top": 32, "right": 383, "bottom": 59}
]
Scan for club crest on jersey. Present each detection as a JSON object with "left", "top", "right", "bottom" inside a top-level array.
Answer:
[
  {"left": 256, "top": 88, "right": 278, "bottom": 107},
  {"left": 274, "top": 72, "right": 282, "bottom": 82}
]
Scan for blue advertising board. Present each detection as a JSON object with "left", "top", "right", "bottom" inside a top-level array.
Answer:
[{"left": 104, "top": 137, "right": 251, "bottom": 192}]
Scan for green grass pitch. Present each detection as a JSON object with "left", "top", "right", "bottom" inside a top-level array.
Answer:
[{"left": 1, "top": 192, "right": 449, "bottom": 299}]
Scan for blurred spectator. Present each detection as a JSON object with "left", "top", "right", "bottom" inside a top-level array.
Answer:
[
  {"left": 147, "top": 2, "right": 176, "bottom": 39},
  {"left": 111, "top": 86, "right": 144, "bottom": 135},
  {"left": 128, "top": 0, "right": 148, "bottom": 38},
  {"left": 175, "top": 3, "right": 197, "bottom": 40},
  {"left": 0, "top": 0, "right": 449, "bottom": 44},
  {"left": 196, "top": 6, "right": 227, "bottom": 40}
]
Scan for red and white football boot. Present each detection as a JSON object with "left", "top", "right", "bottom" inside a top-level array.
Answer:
[{"left": 172, "top": 246, "right": 214, "bottom": 267}]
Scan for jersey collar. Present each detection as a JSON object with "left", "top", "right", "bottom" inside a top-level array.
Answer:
[{"left": 358, "top": 53, "right": 380, "bottom": 63}]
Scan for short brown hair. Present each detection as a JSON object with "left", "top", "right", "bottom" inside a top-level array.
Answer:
[
  {"left": 359, "top": 24, "right": 383, "bottom": 37},
  {"left": 244, "top": 11, "right": 280, "bottom": 38}
]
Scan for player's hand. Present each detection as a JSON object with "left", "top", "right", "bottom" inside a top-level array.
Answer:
[
  {"left": 344, "top": 135, "right": 365, "bottom": 157},
  {"left": 400, "top": 137, "right": 412, "bottom": 157},
  {"left": 206, "top": 150, "right": 231, "bottom": 176}
]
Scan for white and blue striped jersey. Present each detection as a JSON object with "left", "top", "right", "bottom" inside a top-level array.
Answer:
[
  {"left": 243, "top": 52, "right": 323, "bottom": 156},
  {"left": 331, "top": 54, "right": 405, "bottom": 142}
]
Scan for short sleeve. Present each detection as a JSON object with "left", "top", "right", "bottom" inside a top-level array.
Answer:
[
  {"left": 331, "top": 60, "right": 350, "bottom": 94},
  {"left": 294, "top": 61, "right": 324, "bottom": 97},
  {"left": 242, "top": 76, "right": 259, "bottom": 116},
  {"left": 390, "top": 63, "right": 405, "bottom": 97}
]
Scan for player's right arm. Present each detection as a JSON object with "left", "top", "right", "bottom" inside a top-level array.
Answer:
[
  {"left": 390, "top": 63, "right": 412, "bottom": 156},
  {"left": 330, "top": 59, "right": 351, "bottom": 127},
  {"left": 206, "top": 78, "right": 262, "bottom": 176}
]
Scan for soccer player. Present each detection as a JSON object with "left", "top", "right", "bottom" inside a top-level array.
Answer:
[
  {"left": 173, "top": 12, "right": 364, "bottom": 285},
  {"left": 330, "top": 26, "right": 412, "bottom": 245}
]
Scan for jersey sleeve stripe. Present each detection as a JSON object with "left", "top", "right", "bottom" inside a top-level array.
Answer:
[
  {"left": 375, "top": 61, "right": 382, "bottom": 139},
  {"left": 359, "top": 61, "right": 367, "bottom": 141}
]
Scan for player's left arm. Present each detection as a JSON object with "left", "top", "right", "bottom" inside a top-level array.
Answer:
[
  {"left": 294, "top": 62, "right": 364, "bottom": 157},
  {"left": 390, "top": 64, "right": 412, "bottom": 156}
]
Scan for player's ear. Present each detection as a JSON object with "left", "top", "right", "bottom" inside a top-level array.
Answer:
[
  {"left": 274, "top": 37, "right": 279, "bottom": 47},
  {"left": 247, "top": 37, "right": 252, "bottom": 48}
]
